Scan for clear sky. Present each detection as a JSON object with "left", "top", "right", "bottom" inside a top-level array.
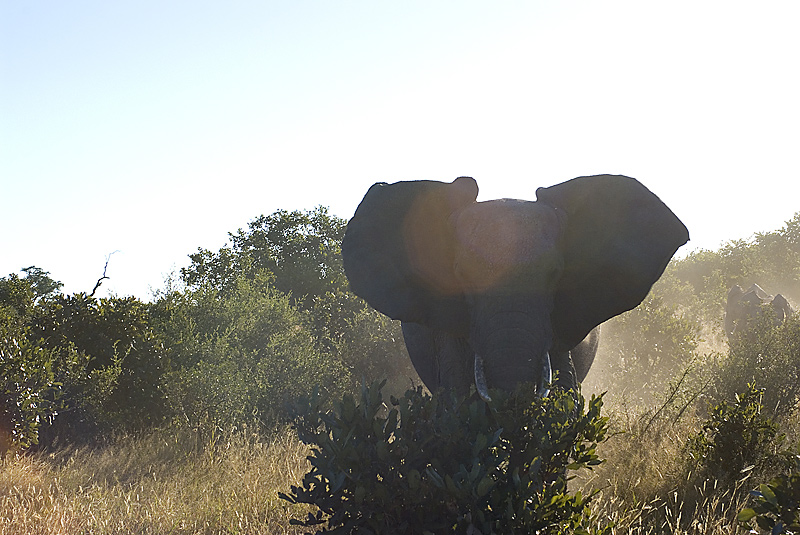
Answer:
[{"left": 2, "top": 1, "right": 799, "bottom": 299}]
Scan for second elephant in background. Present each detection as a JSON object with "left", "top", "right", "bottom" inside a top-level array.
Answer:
[{"left": 725, "top": 283, "right": 794, "bottom": 341}]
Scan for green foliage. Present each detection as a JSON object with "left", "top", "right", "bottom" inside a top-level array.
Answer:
[
  {"left": 282, "top": 381, "right": 610, "bottom": 534},
  {"left": 30, "top": 293, "right": 168, "bottom": 438},
  {"left": 0, "top": 321, "right": 73, "bottom": 454},
  {"left": 739, "top": 454, "right": 800, "bottom": 534},
  {"left": 688, "top": 383, "right": 784, "bottom": 483},
  {"left": 0, "top": 273, "right": 36, "bottom": 319},
  {"left": 0, "top": 271, "right": 89, "bottom": 453},
  {"left": 714, "top": 314, "right": 800, "bottom": 417},
  {"left": 151, "top": 271, "right": 349, "bottom": 434},
  {"left": 176, "top": 208, "right": 416, "bottom": 391},
  {"left": 181, "top": 207, "right": 347, "bottom": 308},
  {"left": 20, "top": 266, "right": 63, "bottom": 300},
  {"left": 327, "top": 299, "right": 415, "bottom": 395}
]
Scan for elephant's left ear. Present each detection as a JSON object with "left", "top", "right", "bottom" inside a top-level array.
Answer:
[{"left": 537, "top": 174, "right": 689, "bottom": 349}]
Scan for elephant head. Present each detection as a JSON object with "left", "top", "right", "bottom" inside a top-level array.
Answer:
[
  {"left": 726, "top": 283, "right": 794, "bottom": 340},
  {"left": 342, "top": 174, "right": 689, "bottom": 398}
]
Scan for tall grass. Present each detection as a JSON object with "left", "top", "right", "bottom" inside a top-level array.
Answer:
[
  {"left": 0, "top": 408, "right": 776, "bottom": 534},
  {"left": 2, "top": 378, "right": 790, "bottom": 534},
  {"left": 0, "top": 427, "right": 312, "bottom": 534},
  {"left": 579, "top": 403, "right": 752, "bottom": 534}
]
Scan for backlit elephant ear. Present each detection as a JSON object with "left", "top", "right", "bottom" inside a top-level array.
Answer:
[
  {"left": 536, "top": 174, "right": 689, "bottom": 349},
  {"left": 342, "top": 177, "right": 478, "bottom": 334}
]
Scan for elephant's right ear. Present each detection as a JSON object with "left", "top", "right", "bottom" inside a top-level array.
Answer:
[{"left": 342, "top": 177, "right": 478, "bottom": 335}]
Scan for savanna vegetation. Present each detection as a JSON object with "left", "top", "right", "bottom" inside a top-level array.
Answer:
[{"left": 2, "top": 207, "right": 800, "bottom": 534}]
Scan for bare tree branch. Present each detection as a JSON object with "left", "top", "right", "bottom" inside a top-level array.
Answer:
[{"left": 90, "top": 251, "right": 119, "bottom": 297}]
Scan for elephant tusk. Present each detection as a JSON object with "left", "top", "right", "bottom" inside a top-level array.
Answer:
[
  {"left": 538, "top": 352, "right": 552, "bottom": 398},
  {"left": 474, "top": 354, "right": 492, "bottom": 402}
]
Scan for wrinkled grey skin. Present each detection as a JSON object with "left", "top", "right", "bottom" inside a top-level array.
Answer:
[
  {"left": 725, "top": 283, "right": 794, "bottom": 340},
  {"left": 342, "top": 174, "right": 689, "bottom": 397}
]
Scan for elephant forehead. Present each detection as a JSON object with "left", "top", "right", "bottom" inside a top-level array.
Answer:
[{"left": 455, "top": 200, "right": 561, "bottom": 268}]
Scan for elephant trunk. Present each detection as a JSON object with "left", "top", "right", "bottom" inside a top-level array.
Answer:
[
  {"left": 474, "top": 351, "right": 551, "bottom": 401},
  {"left": 470, "top": 299, "right": 555, "bottom": 397}
]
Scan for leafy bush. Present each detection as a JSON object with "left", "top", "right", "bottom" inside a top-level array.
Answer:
[
  {"left": 688, "top": 383, "right": 785, "bottom": 484},
  {"left": 326, "top": 298, "right": 417, "bottom": 395},
  {"left": 31, "top": 293, "right": 168, "bottom": 439},
  {"left": 739, "top": 454, "right": 800, "bottom": 534},
  {"left": 152, "top": 272, "right": 350, "bottom": 435},
  {"left": 282, "top": 381, "right": 610, "bottom": 534},
  {"left": 1, "top": 271, "right": 90, "bottom": 453},
  {"left": 0, "top": 322, "right": 71, "bottom": 455},
  {"left": 714, "top": 314, "right": 800, "bottom": 418}
]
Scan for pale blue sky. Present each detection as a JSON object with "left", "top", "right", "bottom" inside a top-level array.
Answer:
[{"left": 2, "top": 1, "right": 799, "bottom": 298}]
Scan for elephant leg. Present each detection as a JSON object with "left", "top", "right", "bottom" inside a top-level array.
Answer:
[
  {"left": 773, "top": 294, "right": 792, "bottom": 324},
  {"left": 401, "top": 322, "right": 473, "bottom": 394},
  {"left": 550, "top": 328, "right": 599, "bottom": 389},
  {"left": 571, "top": 328, "right": 600, "bottom": 384}
]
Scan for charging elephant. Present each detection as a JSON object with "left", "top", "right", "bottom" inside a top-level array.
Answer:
[
  {"left": 725, "top": 283, "right": 793, "bottom": 340},
  {"left": 342, "top": 174, "right": 689, "bottom": 399}
]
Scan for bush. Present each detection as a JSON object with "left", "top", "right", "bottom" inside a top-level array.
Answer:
[
  {"left": 327, "top": 298, "right": 418, "bottom": 396},
  {"left": 0, "top": 319, "right": 88, "bottom": 456},
  {"left": 152, "top": 272, "right": 350, "bottom": 435},
  {"left": 739, "top": 454, "right": 800, "bottom": 534},
  {"left": 281, "top": 381, "right": 610, "bottom": 534},
  {"left": 714, "top": 314, "right": 800, "bottom": 418},
  {"left": 31, "top": 294, "right": 168, "bottom": 440},
  {"left": 688, "top": 383, "right": 785, "bottom": 485}
]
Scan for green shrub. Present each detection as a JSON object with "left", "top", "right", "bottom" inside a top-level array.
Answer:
[
  {"left": 152, "top": 272, "right": 350, "bottom": 434},
  {"left": 739, "top": 454, "right": 800, "bottom": 534},
  {"left": 714, "top": 314, "right": 800, "bottom": 418},
  {"left": 31, "top": 294, "right": 168, "bottom": 439},
  {"left": 0, "top": 320, "right": 86, "bottom": 455},
  {"left": 688, "top": 383, "right": 784, "bottom": 484},
  {"left": 281, "top": 380, "right": 610, "bottom": 534}
]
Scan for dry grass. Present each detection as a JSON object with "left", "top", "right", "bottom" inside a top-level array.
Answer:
[
  {"left": 575, "top": 396, "right": 759, "bottom": 534},
  {"left": 0, "top": 401, "right": 769, "bottom": 534},
  {"left": 0, "top": 427, "right": 312, "bottom": 534}
]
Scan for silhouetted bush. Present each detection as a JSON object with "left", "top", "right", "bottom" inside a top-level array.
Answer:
[
  {"left": 282, "top": 381, "right": 610, "bottom": 534},
  {"left": 739, "top": 454, "right": 800, "bottom": 534}
]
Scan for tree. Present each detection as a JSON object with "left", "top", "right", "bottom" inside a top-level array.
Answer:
[
  {"left": 178, "top": 207, "right": 416, "bottom": 390},
  {"left": 181, "top": 207, "right": 347, "bottom": 307},
  {"left": 21, "top": 266, "right": 63, "bottom": 300},
  {"left": 150, "top": 271, "right": 350, "bottom": 434},
  {"left": 0, "top": 272, "right": 86, "bottom": 454},
  {"left": 31, "top": 294, "right": 168, "bottom": 438}
]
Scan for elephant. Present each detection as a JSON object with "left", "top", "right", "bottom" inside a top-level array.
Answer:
[
  {"left": 341, "top": 174, "right": 689, "bottom": 399},
  {"left": 725, "top": 283, "right": 794, "bottom": 340}
]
